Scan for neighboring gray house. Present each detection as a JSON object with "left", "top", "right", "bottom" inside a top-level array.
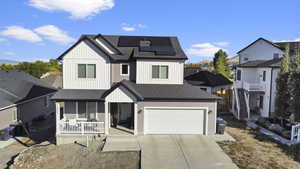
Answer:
[
  {"left": 185, "top": 70, "right": 232, "bottom": 93},
  {"left": 0, "top": 70, "right": 57, "bottom": 133},
  {"left": 52, "top": 34, "right": 220, "bottom": 144}
]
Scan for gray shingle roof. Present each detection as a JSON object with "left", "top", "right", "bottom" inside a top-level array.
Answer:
[
  {"left": 58, "top": 34, "right": 187, "bottom": 61},
  {"left": 51, "top": 89, "right": 107, "bottom": 101},
  {"left": 41, "top": 73, "right": 63, "bottom": 89},
  {"left": 106, "top": 80, "right": 220, "bottom": 101},
  {"left": 0, "top": 70, "right": 57, "bottom": 109},
  {"left": 185, "top": 71, "right": 232, "bottom": 87},
  {"left": 236, "top": 58, "right": 281, "bottom": 68}
]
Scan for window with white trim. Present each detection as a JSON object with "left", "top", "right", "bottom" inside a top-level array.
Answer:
[
  {"left": 78, "top": 64, "right": 96, "bottom": 78},
  {"left": 12, "top": 109, "right": 17, "bottom": 121},
  {"left": 121, "top": 64, "right": 129, "bottom": 76},
  {"left": 77, "top": 101, "right": 97, "bottom": 120},
  {"left": 152, "top": 65, "right": 169, "bottom": 79}
]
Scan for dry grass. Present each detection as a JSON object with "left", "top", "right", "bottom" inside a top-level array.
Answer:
[{"left": 218, "top": 115, "right": 300, "bottom": 169}]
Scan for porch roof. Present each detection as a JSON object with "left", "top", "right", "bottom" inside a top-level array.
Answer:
[
  {"left": 104, "top": 80, "right": 221, "bottom": 101},
  {"left": 51, "top": 89, "right": 106, "bottom": 101}
]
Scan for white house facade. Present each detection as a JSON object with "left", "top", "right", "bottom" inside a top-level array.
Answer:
[
  {"left": 233, "top": 38, "right": 284, "bottom": 119},
  {"left": 52, "top": 34, "right": 220, "bottom": 145}
]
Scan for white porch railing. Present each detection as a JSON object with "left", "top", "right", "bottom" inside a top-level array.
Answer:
[
  {"left": 235, "top": 81, "right": 265, "bottom": 92},
  {"left": 291, "top": 124, "right": 300, "bottom": 143},
  {"left": 58, "top": 121, "right": 105, "bottom": 135}
]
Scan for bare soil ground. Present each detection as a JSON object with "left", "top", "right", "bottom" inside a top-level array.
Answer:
[
  {"left": 11, "top": 141, "right": 140, "bottom": 169},
  {"left": 218, "top": 114, "right": 300, "bottom": 169}
]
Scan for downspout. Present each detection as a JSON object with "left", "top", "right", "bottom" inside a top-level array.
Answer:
[{"left": 268, "top": 68, "right": 273, "bottom": 117}]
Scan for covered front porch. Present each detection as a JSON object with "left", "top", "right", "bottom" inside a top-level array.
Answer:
[{"left": 52, "top": 87, "right": 139, "bottom": 137}]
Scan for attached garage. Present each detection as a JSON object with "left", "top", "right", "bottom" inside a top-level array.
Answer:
[{"left": 144, "top": 107, "right": 208, "bottom": 135}]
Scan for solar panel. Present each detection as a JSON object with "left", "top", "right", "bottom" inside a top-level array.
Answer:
[{"left": 118, "top": 36, "right": 176, "bottom": 56}]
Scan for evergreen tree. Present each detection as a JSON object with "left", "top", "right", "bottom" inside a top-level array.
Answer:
[{"left": 213, "top": 50, "right": 231, "bottom": 79}]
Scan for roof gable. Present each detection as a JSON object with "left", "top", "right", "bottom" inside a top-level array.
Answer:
[{"left": 238, "top": 38, "right": 284, "bottom": 54}]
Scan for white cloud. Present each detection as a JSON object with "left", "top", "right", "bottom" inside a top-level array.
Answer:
[
  {"left": 3, "top": 51, "right": 15, "bottom": 56},
  {"left": 275, "top": 38, "right": 300, "bottom": 42},
  {"left": 0, "top": 26, "right": 42, "bottom": 43},
  {"left": 29, "top": 0, "right": 114, "bottom": 19},
  {"left": 186, "top": 43, "right": 227, "bottom": 58},
  {"left": 122, "top": 26, "right": 136, "bottom": 32},
  {"left": 34, "top": 25, "right": 75, "bottom": 45},
  {"left": 0, "top": 38, "right": 6, "bottom": 42},
  {"left": 214, "top": 41, "right": 230, "bottom": 47},
  {"left": 121, "top": 23, "right": 146, "bottom": 32}
]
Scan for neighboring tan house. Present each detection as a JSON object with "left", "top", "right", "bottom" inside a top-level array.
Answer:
[
  {"left": 232, "top": 38, "right": 300, "bottom": 119},
  {"left": 52, "top": 34, "right": 220, "bottom": 144},
  {"left": 0, "top": 70, "right": 57, "bottom": 133},
  {"left": 41, "top": 72, "right": 63, "bottom": 89}
]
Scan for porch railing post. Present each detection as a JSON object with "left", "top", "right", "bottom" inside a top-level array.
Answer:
[{"left": 81, "top": 122, "right": 84, "bottom": 135}]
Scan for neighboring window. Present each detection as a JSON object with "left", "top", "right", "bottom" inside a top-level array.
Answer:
[
  {"left": 77, "top": 101, "right": 96, "bottom": 120},
  {"left": 78, "top": 64, "right": 96, "bottom": 78},
  {"left": 121, "top": 64, "right": 129, "bottom": 75},
  {"left": 273, "top": 53, "right": 279, "bottom": 59},
  {"left": 262, "top": 71, "right": 266, "bottom": 81},
  {"left": 259, "top": 96, "right": 264, "bottom": 108},
  {"left": 152, "top": 65, "right": 169, "bottom": 79},
  {"left": 236, "top": 70, "right": 241, "bottom": 81},
  {"left": 44, "top": 96, "right": 50, "bottom": 107},
  {"left": 78, "top": 64, "right": 86, "bottom": 78},
  {"left": 243, "top": 57, "right": 248, "bottom": 61}
]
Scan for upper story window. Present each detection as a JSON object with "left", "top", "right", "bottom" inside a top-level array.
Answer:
[
  {"left": 236, "top": 70, "right": 241, "bottom": 81},
  {"left": 152, "top": 65, "right": 169, "bottom": 79},
  {"left": 273, "top": 53, "right": 279, "bottom": 59},
  {"left": 78, "top": 64, "right": 96, "bottom": 78},
  {"left": 121, "top": 64, "right": 129, "bottom": 76},
  {"left": 262, "top": 71, "right": 266, "bottom": 81}
]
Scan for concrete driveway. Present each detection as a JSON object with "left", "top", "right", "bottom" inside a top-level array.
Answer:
[{"left": 137, "top": 135, "right": 239, "bottom": 169}]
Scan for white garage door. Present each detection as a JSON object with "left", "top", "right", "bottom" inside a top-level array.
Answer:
[{"left": 144, "top": 107, "right": 207, "bottom": 134}]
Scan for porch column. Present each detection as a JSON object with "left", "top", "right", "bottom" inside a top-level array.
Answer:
[
  {"left": 105, "top": 101, "right": 109, "bottom": 135},
  {"left": 134, "top": 103, "right": 138, "bottom": 135},
  {"left": 55, "top": 102, "right": 60, "bottom": 135}
]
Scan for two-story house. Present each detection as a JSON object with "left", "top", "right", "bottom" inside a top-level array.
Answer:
[
  {"left": 51, "top": 34, "right": 220, "bottom": 144},
  {"left": 232, "top": 37, "right": 300, "bottom": 120}
]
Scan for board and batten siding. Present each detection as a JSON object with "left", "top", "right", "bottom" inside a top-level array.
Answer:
[
  {"left": 136, "top": 60, "right": 184, "bottom": 84},
  {"left": 62, "top": 40, "right": 111, "bottom": 89},
  {"left": 239, "top": 39, "right": 284, "bottom": 64},
  {"left": 105, "top": 86, "right": 136, "bottom": 103}
]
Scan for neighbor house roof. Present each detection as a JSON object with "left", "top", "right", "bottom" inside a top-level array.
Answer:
[
  {"left": 57, "top": 34, "right": 187, "bottom": 61},
  {"left": 0, "top": 70, "right": 57, "bottom": 109},
  {"left": 236, "top": 58, "right": 281, "bottom": 68},
  {"left": 185, "top": 71, "right": 232, "bottom": 87},
  {"left": 103, "top": 80, "right": 220, "bottom": 101},
  {"left": 40, "top": 72, "right": 63, "bottom": 89},
  {"left": 237, "top": 37, "right": 284, "bottom": 54},
  {"left": 51, "top": 89, "right": 106, "bottom": 101},
  {"left": 184, "top": 67, "right": 202, "bottom": 77}
]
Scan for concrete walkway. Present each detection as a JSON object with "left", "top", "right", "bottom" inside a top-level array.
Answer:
[
  {"left": 102, "top": 135, "right": 239, "bottom": 169},
  {"left": 138, "top": 135, "right": 239, "bottom": 169}
]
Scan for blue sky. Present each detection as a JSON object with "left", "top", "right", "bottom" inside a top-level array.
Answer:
[{"left": 0, "top": 0, "right": 299, "bottom": 63}]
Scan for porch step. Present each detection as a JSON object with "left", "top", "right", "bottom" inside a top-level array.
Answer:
[{"left": 102, "top": 136, "right": 140, "bottom": 152}]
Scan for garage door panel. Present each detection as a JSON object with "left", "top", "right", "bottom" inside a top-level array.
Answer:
[{"left": 144, "top": 108, "right": 206, "bottom": 134}]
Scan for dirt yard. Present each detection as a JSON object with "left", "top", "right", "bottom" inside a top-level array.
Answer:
[
  {"left": 218, "top": 114, "right": 300, "bottom": 169},
  {"left": 11, "top": 141, "right": 140, "bottom": 169}
]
